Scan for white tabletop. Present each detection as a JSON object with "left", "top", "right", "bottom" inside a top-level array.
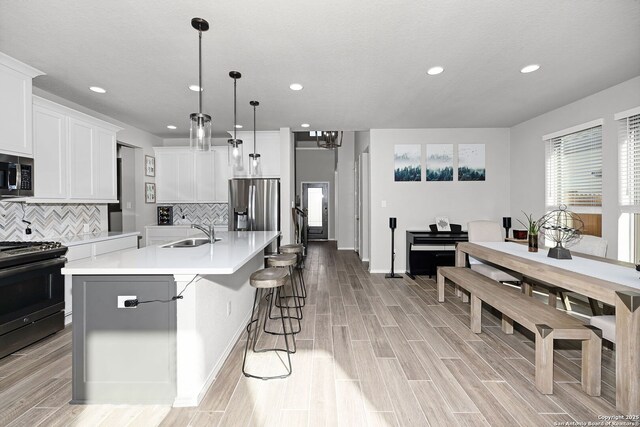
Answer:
[
  {"left": 61, "top": 230, "right": 278, "bottom": 275},
  {"left": 476, "top": 242, "right": 640, "bottom": 291}
]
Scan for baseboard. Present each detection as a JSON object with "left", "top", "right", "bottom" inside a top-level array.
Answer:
[
  {"left": 172, "top": 308, "right": 252, "bottom": 408},
  {"left": 337, "top": 247, "right": 355, "bottom": 250}
]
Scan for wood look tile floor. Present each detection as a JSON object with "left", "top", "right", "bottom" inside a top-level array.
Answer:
[{"left": 0, "top": 242, "right": 620, "bottom": 427}]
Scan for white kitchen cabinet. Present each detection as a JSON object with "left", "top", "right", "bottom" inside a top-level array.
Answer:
[
  {"left": 232, "top": 131, "right": 281, "bottom": 178},
  {"left": 33, "top": 104, "right": 67, "bottom": 198},
  {"left": 32, "top": 96, "right": 121, "bottom": 202},
  {"left": 0, "top": 53, "right": 43, "bottom": 157},
  {"left": 195, "top": 151, "right": 215, "bottom": 202},
  {"left": 212, "top": 145, "right": 230, "bottom": 202},
  {"left": 155, "top": 147, "right": 216, "bottom": 203},
  {"left": 63, "top": 234, "right": 139, "bottom": 324}
]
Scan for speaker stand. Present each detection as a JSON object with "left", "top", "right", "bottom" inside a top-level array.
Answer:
[{"left": 385, "top": 227, "right": 402, "bottom": 279}]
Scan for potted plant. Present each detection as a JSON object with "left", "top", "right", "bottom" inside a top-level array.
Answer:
[{"left": 518, "top": 212, "right": 545, "bottom": 252}]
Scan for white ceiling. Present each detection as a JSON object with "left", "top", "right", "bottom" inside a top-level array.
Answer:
[{"left": 1, "top": 0, "right": 638, "bottom": 138}]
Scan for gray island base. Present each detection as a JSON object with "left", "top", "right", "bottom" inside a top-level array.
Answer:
[{"left": 62, "top": 231, "right": 278, "bottom": 406}]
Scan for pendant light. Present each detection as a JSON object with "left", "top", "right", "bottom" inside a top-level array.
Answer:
[
  {"left": 249, "top": 100, "right": 261, "bottom": 176},
  {"left": 228, "top": 71, "right": 243, "bottom": 170},
  {"left": 316, "top": 131, "right": 343, "bottom": 149},
  {"left": 189, "top": 18, "right": 211, "bottom": 151}
]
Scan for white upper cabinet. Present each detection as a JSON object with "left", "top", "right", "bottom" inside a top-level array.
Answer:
[
  {"left": 33, "top": 96, "right": 121, "bottom": 202},
  {"left": 232, "top": 131, "right": 280, "bottom": 178},
  {"left": 0, "top": 53, "right": 44, "bottom": 157},
  {"left": 195, "top": 150, "right": 215, "bottom": 202},
  {"left": 212, "top": 145, "right": 230, "bottom": 202},
  {"left": 155, "top": 147, "right": 221, "bottom": 203},
  {"left": 33, "top": 104, "right": 67, "bottom": 198}
]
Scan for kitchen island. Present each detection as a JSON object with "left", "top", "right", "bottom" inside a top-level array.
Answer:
[{"left": 62, "top": 230, "right": 279, "bottom": 407}]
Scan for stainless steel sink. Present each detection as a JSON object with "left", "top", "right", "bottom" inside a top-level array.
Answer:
[{"left": 161, "top": 237, "right": 221, "bottom": 248}]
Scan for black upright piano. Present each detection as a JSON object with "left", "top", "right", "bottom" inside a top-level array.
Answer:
[{"left": 406, "top": 225, "right": 468, "bottom": 279}]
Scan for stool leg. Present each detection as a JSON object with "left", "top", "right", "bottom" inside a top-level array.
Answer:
[
  {"left": 297, "top": 254, "right": 307, "bottom": 300},
  {"left": 265, "top": 272, "right": 302, "bottom": 335},
  {"left": 270, "top": 266, "right": 303, "bottom": 322},
  {"left": 278, "top": 286, "right": 297, "bottom": 358},
  {"left": 242, "top": 288, "right": 262, "bottom": 377}
]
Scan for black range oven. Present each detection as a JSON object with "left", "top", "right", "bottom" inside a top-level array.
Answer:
[{"left": 0, "top": 241, "right": 67, "bottom": 358}]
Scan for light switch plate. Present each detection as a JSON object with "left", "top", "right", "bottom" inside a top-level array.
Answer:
[{"left": 381, "top": 200, "right": 387, "bottom": 208}]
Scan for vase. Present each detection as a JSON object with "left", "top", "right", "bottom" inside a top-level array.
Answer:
[{"left": 528, "top": 234, "right": 538, "bottom": 252}]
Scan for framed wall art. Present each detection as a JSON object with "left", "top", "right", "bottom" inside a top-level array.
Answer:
[
  {"left": 394, "top": 144, "right": 421, "bottom": 181},
  {"left": 145, "top": 182, "right": 156, "bottom": 203},
  {"left": 426, "top": 144, "right": 454, "bottom": 181},
  {"left": 458, "top": 144, "right": 485, "bottom": 181},
  {"left": 145, "top": 155, "right": 156, "bottom": 177}
]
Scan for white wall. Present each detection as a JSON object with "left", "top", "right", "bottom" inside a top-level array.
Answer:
[
  {"left": 510, "top": 76, "right": 640, "bottom": 260},
  {"left": 336, "top": 132, "right": 355, "bottom": 249},
  {"left": 296, "top": 148, "right": 336, "bottom": 239},
  {"left": 33, "top": 88, "right": 163, "bottom": 246},
  {"left": 355, "top": 130, "right": 370, "bottom": 156},
  {"left": 369, "top": 128, "right": 510, "bottom": 272},
  {"left": 280, "top": 128, "right": 294, "bottom": 244}
]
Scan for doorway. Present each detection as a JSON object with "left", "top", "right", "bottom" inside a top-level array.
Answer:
[{"left": 302, "top": 182, "right": 329, "bottom": 240}]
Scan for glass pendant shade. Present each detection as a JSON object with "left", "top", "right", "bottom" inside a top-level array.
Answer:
[
  {"left": 190, "top": 113, "right": 212, "bottom": 151},
  {"left": 228, "top": 139, "right": 243, "bottom": 171},
  {"left": 249, "top": 153, "right": 261, "bottom": 176}
]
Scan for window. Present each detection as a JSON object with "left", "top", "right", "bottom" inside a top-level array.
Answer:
[
  {"left": 617, "top": 108, "right": 640, "bottom": 263},
  {"left": 545, "top": 122, "right": 603, "bottom": 213}
]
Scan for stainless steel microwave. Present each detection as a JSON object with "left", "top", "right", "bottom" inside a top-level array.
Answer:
[{"left": 0, "top": 154, "right": 33, "bottom": 198}]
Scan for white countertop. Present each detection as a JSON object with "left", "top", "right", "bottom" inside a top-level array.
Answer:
[
  {"left": 145, "top": 224, "right": 228, "bottom": 229},
  {"left": 59, "top": 231, "right": 140, "bottom": 247},
  {"left": 61, "top": 230, "right": 278, "bottom": 275}
]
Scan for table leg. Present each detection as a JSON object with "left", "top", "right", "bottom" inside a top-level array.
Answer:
[
  {"left": 455, "top": 246, "right": 466, "bottom": 267},
  {"left": 615, "top": 291, "right": 640, "bottom": 414},
  {"left": 521, "top": 281, "right": 533, "bottom": 297}
]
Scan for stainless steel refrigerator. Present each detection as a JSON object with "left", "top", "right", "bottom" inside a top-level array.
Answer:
[{"left": 228, "top": 178, "right": 280, "bottom": 253}]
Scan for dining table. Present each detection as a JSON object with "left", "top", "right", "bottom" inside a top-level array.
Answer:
[{"left": 455, "top": 241, "right": 640, "bottom": 415}]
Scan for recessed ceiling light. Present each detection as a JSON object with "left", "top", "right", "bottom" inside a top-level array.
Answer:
[
  {"left": 167, "top": 125, "right": 177, "bottom": 130},
  {"left": 89, "top": 86, "right": 106, "bottom": 93},
  {"left": 301, "top": 123, "right": 310, "bottom": 128},
  {"left": 426, "top": 66, "right": 444, "bottom": 76},
  {"left": 290, "top": 83, "right": 303, "bottom": 91},
  {"left": 520, "top": 64, "right": 540, "bottom": 74},
  {"left": 189, "top": 84, "right": 202, "bottom": 92},
  {"left": 235, "top": 124, "right": 243, "bottom": 129}
]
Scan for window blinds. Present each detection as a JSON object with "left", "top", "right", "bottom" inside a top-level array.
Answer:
[
  {"left": 619, "top": 113, "right": 640, "bottom": 212},
  {"left": 545, "top": 125, "right": 602, "bottom": 211}
]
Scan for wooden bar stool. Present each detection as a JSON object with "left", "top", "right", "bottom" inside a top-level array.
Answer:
[
  {"left": 267, "top": 254, "right": 303, "bottom": 332},
  {"left": 242, "top": 267, "right": 295, "bottom": 380},
  {"left": 279, "top": 244, "right": 306, "bottom": 302}
]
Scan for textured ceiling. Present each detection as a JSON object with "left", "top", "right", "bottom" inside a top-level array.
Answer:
[{"left": 0, "top": 0, "right": 638, "bottom": 138}]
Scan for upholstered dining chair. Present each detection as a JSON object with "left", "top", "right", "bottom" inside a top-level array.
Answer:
[{"left": 467, "top": 220, "right": 522, "bottom": 284}]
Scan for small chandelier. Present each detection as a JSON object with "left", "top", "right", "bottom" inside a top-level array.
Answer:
[
  {"left": 189, "top": 18, "right": 211, "bottom": 151},
  {"left": 249, "top": 100, "right": 261, "bottom": 176},
  {"left": 316, "top": 131, "right": 343, "bottom": 149},
  {"left": 228, "top": 71, "right": 243, "bottom": 170}
]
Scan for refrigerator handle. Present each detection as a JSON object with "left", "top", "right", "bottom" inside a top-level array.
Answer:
[{"left": 248, "top": 184, "right": 255, "bottom": 230}]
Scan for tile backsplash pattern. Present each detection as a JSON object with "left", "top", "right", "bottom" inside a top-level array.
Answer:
[
  {"left": 0, "top": 202, "right": 104, "bottom": 241},
  {"left": 169, "top": 203, "right": 228, "bottom": 225}
]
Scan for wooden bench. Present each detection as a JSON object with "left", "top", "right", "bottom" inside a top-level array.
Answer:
[{"left": 436, "top": 266, "right": 602, "bottom": 396}]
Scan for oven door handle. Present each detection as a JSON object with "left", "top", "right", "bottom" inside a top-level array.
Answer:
[{"left": 0, "top": 257, "right": 66, "bottom": 281}]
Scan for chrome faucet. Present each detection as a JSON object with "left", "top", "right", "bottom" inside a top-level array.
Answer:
[{"left": 191, "top": 224, "right": 215, "bottom": 243}]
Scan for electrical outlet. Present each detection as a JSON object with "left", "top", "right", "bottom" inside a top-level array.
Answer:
[
  {"left": 83, "top": 224, "right": 90, "bottom": 233},
  {"left": 226, "top": 301, "right": 232, "bottom": 317},
  {"left": 118, "top": 295, "right": 137, "bottom": 309}
]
